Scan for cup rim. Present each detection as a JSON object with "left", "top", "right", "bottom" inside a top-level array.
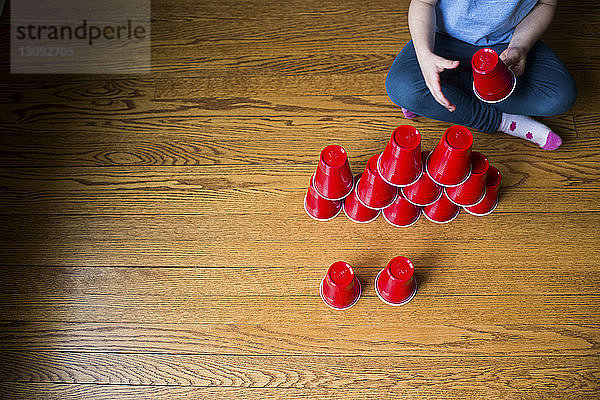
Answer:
[
  {"left": 355, "top": 177, "right": 398, "bottom": 210},
  {"left": 444, "top": 186, "right": 487, "bottom": 207},
  {"left": 377, "top": 152, "right": 423, "bottom": 188},
  {"left": 473, "top": 69, "right": 516, "bottom": 104},
  {"left": 425, "top": 152, "right": 472, "bottom": 188},
  {"left": 320, "top": 144, "right": 348, "bottom": 169},
  {"left": 463, "top": 198, "right": 499, "bottom": 216},
  {"left": 320, "top": 276, "right": 361, "bottom": 310},
  {"left": 304, "top": 195, "right": 342, "bottom": 222},
  {"left": 422, "top": 206, "right": 460, "bottom": 224},
  {"left": 401, "top": 185, "right": 443, "bottom": 207},
  {"left": 343, "top": 200, "right": 380, "bottom": 223},
  {"left": 374, "top": 269, "right": 418, "bottom": 306},
  {"left": 382, "top": 209, "right": 421, "bottom": 227},
  {"left": 311, "top": 174, "right": 353, "bottom": 201},
  {"left": 392, "top": 125, "right": 421, "bottom": 151}
]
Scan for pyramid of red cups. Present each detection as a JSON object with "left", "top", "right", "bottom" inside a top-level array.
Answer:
[
  {"left": 306, "top": 48, "right": 510, "bottom": 310},
  {"left": 305, "top": 124, "right": 502, "bottom": 226}
]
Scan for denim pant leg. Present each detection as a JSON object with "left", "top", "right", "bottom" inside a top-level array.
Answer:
[
  {"left": 488, "top": 41, "right": 577, "bottom": 117},
  {"left": 385, "top": 36, "right": 503, "bottom": 133},
  {"left": 385, "top": 34, "right": 576, "bottom": 133}
]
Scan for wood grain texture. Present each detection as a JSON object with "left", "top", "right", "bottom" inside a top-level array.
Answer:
[
  {"left": 1, "top": 0, "right": 599, "bottom": 398},
  {"left": 1, "top": 322, "right": 599, "bottom": 356},
  {"left": 0, "top": 162, "right": 599, "bottom": 215},
  {"left": 0, "top": 115, "right": 587, "bottom": 168},
  {"left": 2, "top": 265, "right": 599, "bottom": 297},
  {"left": 0, "top": 213, "right": 598, "bottom": 268},
  {"left": 1, "top": 352, "right": 599, "bottom": 392},
  {"left": 1, "top": 288, "right": 598, "bottom": 324},
  {"left": 3, "top": 382, "right": 600, "bottom": 400}
]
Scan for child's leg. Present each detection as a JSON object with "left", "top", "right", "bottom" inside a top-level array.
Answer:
[
  {"left": 385, "top": 35, "right": 504, "bottom": 134},
  {"left": 386, "top": 36, "right": 576, "bottom": 150},
  {"left": 490, "top": 41, "right": 577, "bottom": 118},
  {"left": 488, "top": 41, "right": 577, "bottom": 150}
]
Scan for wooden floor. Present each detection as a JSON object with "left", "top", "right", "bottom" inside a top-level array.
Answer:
[{"left": 1, "top": 1, "right": 599, "bottom": 398}]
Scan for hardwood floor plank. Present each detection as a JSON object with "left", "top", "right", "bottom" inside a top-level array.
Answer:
[
  {"left": 0, "top": 353, "right": 598, "bottom": 394},
  {"left": 0, "top": 114, "right": 586, "bottom": 168},
  {"left": 1, "top": 322, "right": 598, "bottom": 356},
  {"left": 3, "top": 382, "right": 598, "bottom": 400},
  {"left": 0, "top": 212, "right": 598, "bottom": 267},
  {"left": 573, "top": 112, "right": 600, "bottom": 139},
  {"left": 0, "top": 292, "right": 598, "bottom": 324},
  {"left": 1, "top": 265, "right": 598, "bottom": 298},
  {"left": 0, "top": 159, "right": 599, "bottom": 215}
]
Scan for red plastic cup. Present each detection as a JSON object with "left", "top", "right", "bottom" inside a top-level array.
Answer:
[
  {"left": 422, "top": 192, "right": 460, "bottom": 224},
  {"left": 343, "top": 174, "right": 380, "bottom": 223},
  {"left": 305, "top": 175, "right": 343, "bottom": 221},
  {"left": 382, "top": 191, "right": 421, "bottom": 227},
  {"left": 377, "top": 125, "right": 423, "bottom": 187},
  {"left": 401, "top": 150, "right": 443, "bottom": 206},
  {"left": 375, "top": 256, "right": 417, "bottom": 306},
  {"left": 320, "top": 261, "right": 361, "bottom": 310},
  {"left": 426, "top": 125, "right": 473, "bottom": 187},
  {"left": 313, "top": 144, "right": 354, "bottom": 200},
  {"left": 445, "top": 151, "right": 489, "bottom": 207},
  {"left": 464, "top": 165, "right": 501, "bottom": 216},
  {"left": 472, "top": 48, "right": 516, "bottom": 103},
  {"left": 356, "top": 154, "right": 398, "bottom": 210}
]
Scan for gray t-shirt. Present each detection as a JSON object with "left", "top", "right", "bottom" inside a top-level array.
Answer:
[{"left": 435, "top": 0, "right": 539, "bottom": 46}]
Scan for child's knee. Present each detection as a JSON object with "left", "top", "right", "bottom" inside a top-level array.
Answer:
[
  {"left": 537, "top": 72, "right": 577, "bottom": 116},
  {"left": 385, "top": 69, "right": 422, "bottom": 110}
]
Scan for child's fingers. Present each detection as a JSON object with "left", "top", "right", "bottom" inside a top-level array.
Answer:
[{"left": 427, "top": 76, "right": 454, "bottom": 112}]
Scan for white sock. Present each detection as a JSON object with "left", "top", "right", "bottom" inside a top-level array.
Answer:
[{"left": 498, "top": 113, "right": 562, "bottom": 151}]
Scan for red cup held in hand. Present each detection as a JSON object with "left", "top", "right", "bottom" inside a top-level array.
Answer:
[
  {"left": 426, "top": 125, "right": 473, "bottom": 187},
  {"left": 382, "top": 191, "right": 421, "bottom": 227},
  {"left": 445, "top": 151, "right": 489, "bottom": 207},
  {"left": 313, "top": 144, "right": 354, "bottom": 200},
  {"left": 422, "top": 191, "right": 460, "bottom": 224},
  {"left": 304, "top": 175, "right": 343, "bottom": 221},
  {"left": 401, "top": 150, "right": 443, "bottom": 206},
  {"left": 377, "top": 125, "right": 423, "bottom": 187},
  {"left": 464, "top": 165, "right": 501, "bottom": 216},
  {"left": 375, "top": 256, "right": 418, "bottom": 306},
  {"left": 356, "top": 154, "right": 398, "bottom": 210},
  {"left": 472, "top": 48, "right": 516, "bottom": 103},
  {"left": 343, "top": 174, "right": 380, "bottom": 223},
  {"left": 320, "top": 261, "right": 361, "bottom": 310}
]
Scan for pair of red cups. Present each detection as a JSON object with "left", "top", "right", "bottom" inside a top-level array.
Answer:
[
  {"left": 472, "top": 48, "right": 516, "bottom": 103},
  {"left": 320, "top": 257, "right": 418, "bottom": 310},
  {"left": 305, "top": 145, "right": 353, "bottom": 221}
]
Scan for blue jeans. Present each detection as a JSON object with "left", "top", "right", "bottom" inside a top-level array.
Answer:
[{"left": 385, "top": 34, "right": 577, "bottom": 133}]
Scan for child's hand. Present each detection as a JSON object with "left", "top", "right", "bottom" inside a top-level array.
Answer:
[
  {"left": 500, "top": 46, "right": 527, "bottom": 77},
  {"left": 417, "top": 53, "right": 459, "bottom": 112}
]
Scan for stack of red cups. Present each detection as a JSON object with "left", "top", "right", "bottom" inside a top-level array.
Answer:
[
  {"left": 305, "top": 125, "right": 501, "bottom": 224},
  {"left": 304, "top": 144, "right": 353, "bottom": 222}
]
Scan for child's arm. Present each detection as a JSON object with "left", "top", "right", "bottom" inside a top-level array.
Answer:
[
  {"left": 408, "top": 0, "right": 459, "bottom": 112},
  {"left": 500, "top": 0, "right": 557, "bottom": 76}
]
